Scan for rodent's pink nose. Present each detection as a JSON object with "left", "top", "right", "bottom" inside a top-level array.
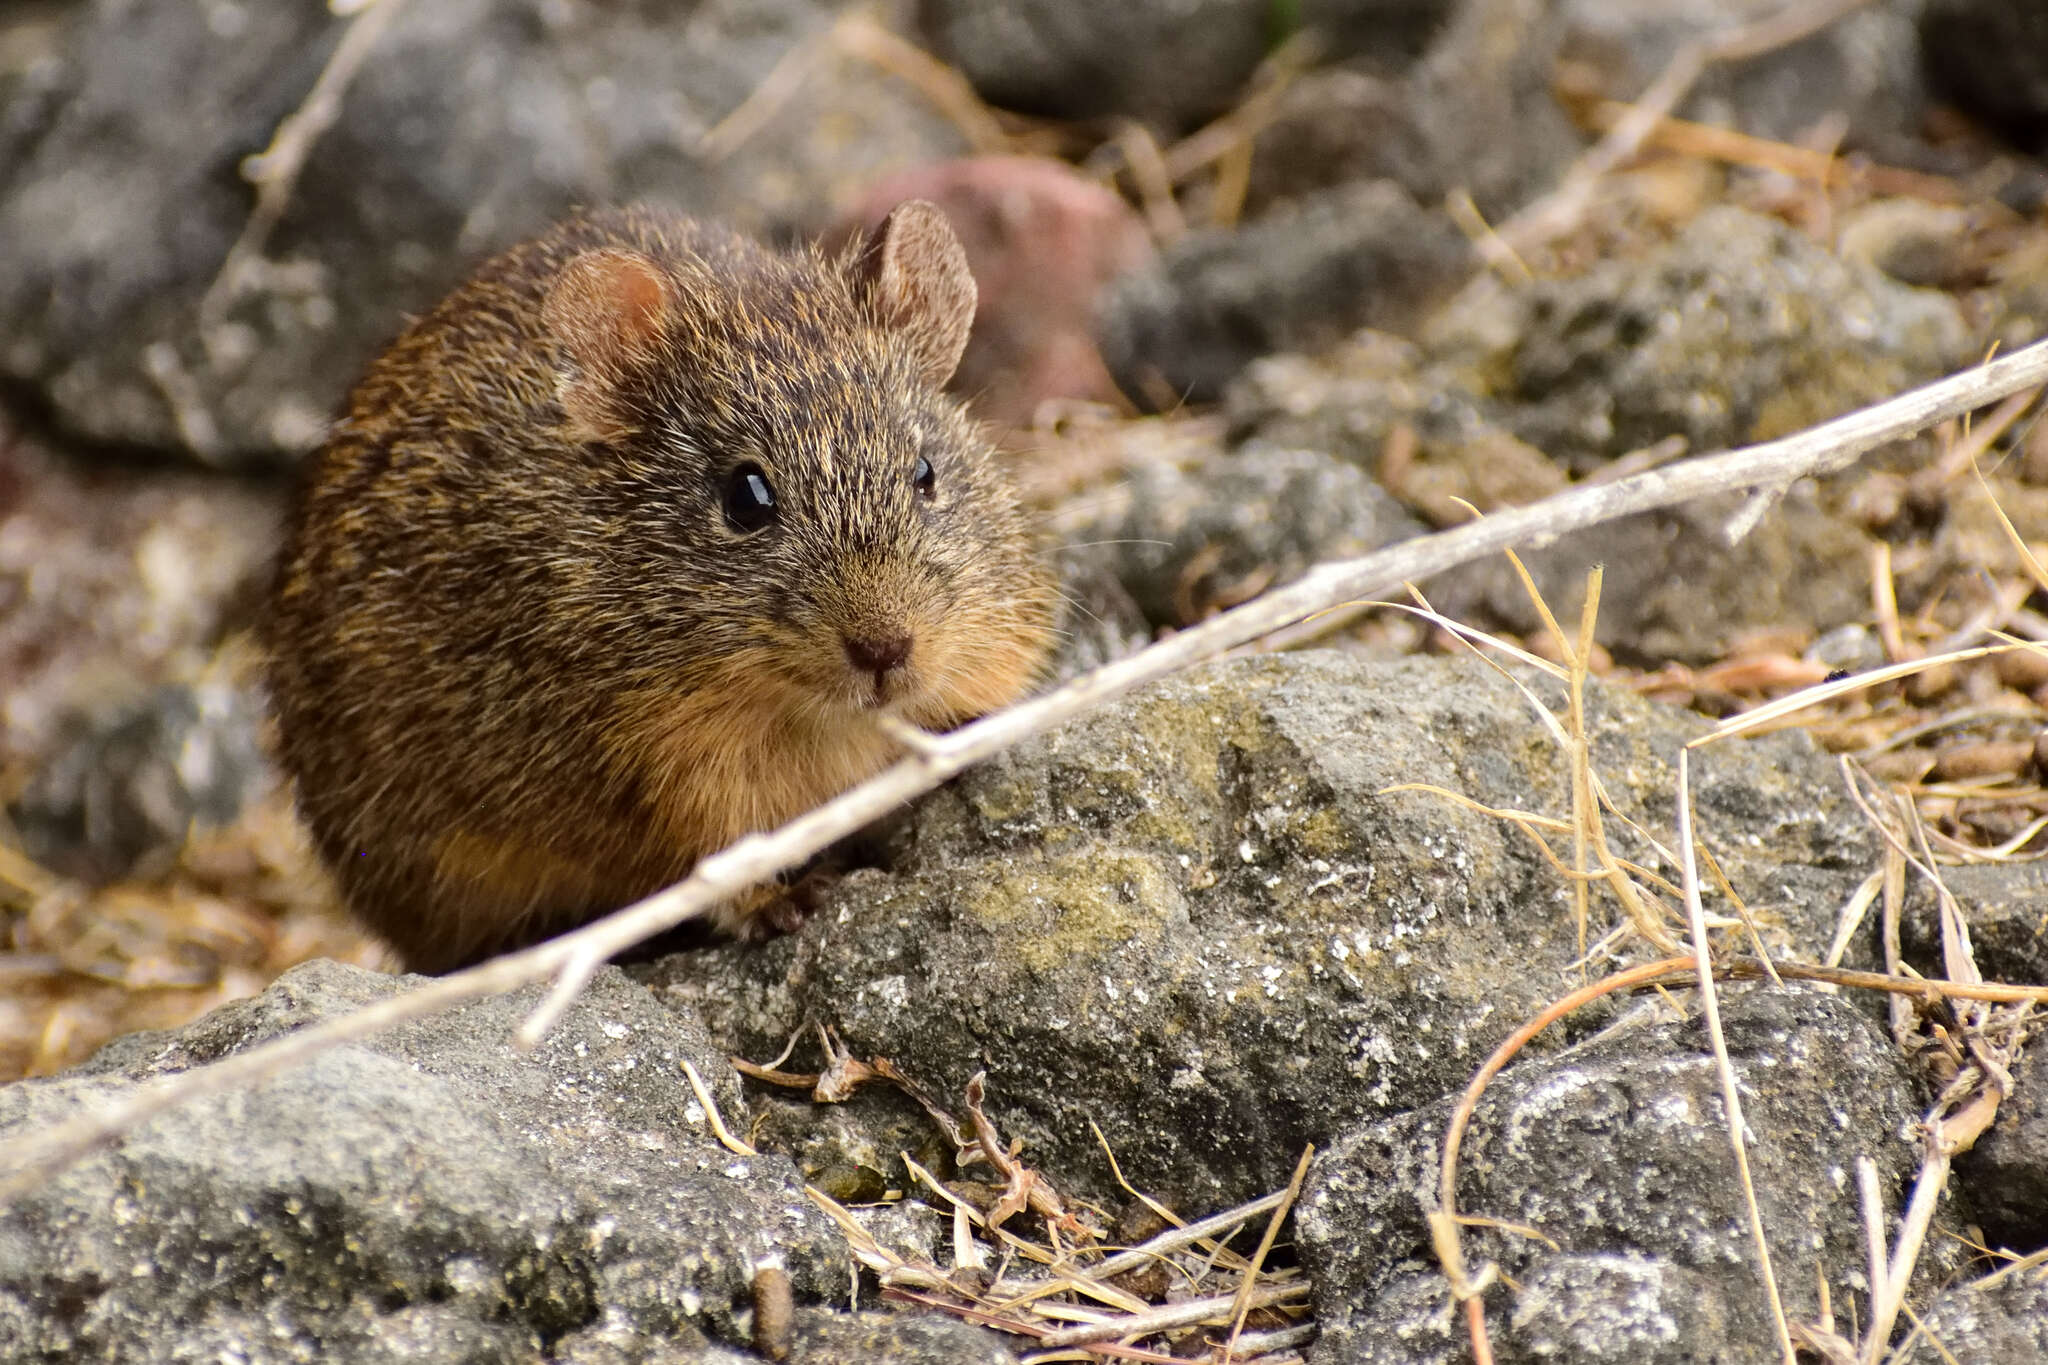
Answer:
[{"left": 843, "top": 633, "right": 913, "bottom": 677}]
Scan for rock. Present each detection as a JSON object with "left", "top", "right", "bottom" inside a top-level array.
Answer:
[
  {"left": 1895, "top": 1269, "right": 2048, "bottom": 1363},
  {"left": 0, "top": 960, "right": 850, "bottom": 1360},
  {"left": 918, "top": 0, "right": 1455, "bottom": 131},
  {"left": 1099, "top": 180, "right": 1469, "bottom": 406},
  {"left": 1436, "top": 205, "right": 1972, "bottom": 466},
  {"left": 0, "top": 0, "right": 963, "bottom": 465},
  {"left": 787, "top": 1308, "right": 1018, "bottom": 1364},
  {"left": 1299, "top": 987, "right": 1955, "bottom": 1364},
  {"left": 1183, "top": 0, "right": 1911, "bottom": 223},
  {"left": 825, "top": 157, "right": 1154, "bottom": 430},
  {"left": 1559, "top": 0, "right": 1928, "bottom": 152},
  {"left": 1954, "top": 997, "right": 2048, "bottom": 1252},
  {"left": 639, "top": 652, "right": 1878, "bottom": 1210},
  {"left": 1921, "top": 1, "right": 2048, "bottom": 149},
  {"left": 1058, "top": 441, "right": 1426, "bottom": 628},
  {"left": 1434, "top": 489, "right": 1879, "bottom": 666},
  {"left": 1250, "top": 0, "right": 1582, "bottom": 217},
  {"left": 1898, "top": 860, "right": 2048, "bottom": 989},
  {"left": 8, "top": 676, "right": 272, "bottom": 883}
]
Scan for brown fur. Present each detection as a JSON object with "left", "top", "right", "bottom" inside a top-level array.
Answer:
[{"left": 267, "top": 203, "right": 1058, "bottom": 972}]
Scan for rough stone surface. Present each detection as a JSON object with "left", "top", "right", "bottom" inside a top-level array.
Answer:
[
  {"left": 1436, "top": 205, "right": 1972, "bottom": 467},
  {"left": 0, "top": 0, "right": 963, "bottom": 464},
  {"left": 1228, "top": 206, "right": 1975, "bottom": 663},
  {"left": 1922, "top": 0, "right": 2048, "bottom": 148},
  {"left": 10, "top": 676, "right": 271, "bottom": 882},
  {"left": 0, "top": 961, "right": 849, "bottom": 1361},
  {"left": 1060, "top": 441, "right": 1426, "bottom": 629},
  {"left": 918, "top": 0, "right": 1452, "bottom": 131},
  {"left": 1895, "top": 1268, "right": 2048, "bottom": 1363},
  {"left": 1099, "top": 180, "right": 1469, "bottom": 405},
  {"left": 1956, "top": 1016, "right": 2048, "bottom": 1252},
  {"left": 1300, "top": 987, "right": 1956, "bottom": 1364},
  {"left": 639, "top": 652, "right": 1878, "bottom": 1210}
]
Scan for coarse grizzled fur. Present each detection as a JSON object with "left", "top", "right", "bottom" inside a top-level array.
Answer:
[{"left": 268, "top": 203, "right": 1057, "bottom": 972}]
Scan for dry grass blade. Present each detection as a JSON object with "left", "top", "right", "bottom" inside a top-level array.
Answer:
[
  {"left": 1221, "top": 1145, "right": 1311, "bottom": 1362},
  {"left": 1676, "top": 750, "right": 1798, "bottom": 1364}
]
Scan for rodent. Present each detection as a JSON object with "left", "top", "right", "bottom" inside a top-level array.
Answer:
[{"left": 266, "top": 201, "right": 1059, "bottom": 973}]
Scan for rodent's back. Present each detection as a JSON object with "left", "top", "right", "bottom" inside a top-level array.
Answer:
[{"left": 269, "top": 203, "right": 1056, "bottom": 971}]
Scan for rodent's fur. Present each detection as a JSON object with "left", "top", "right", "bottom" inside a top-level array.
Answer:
[{"left": 268, "top": 203, "right": 1057, "bottom": 972}]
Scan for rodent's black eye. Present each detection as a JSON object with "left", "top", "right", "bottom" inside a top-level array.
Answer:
[
  {"left": 721, "top": 462, "right": 777, "bottom": 534},
  {"left": 913, "top": 455, "right": 936, "bottom": 501}
]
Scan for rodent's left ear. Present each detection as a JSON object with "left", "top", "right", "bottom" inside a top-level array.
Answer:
[{"left": 849, "top": 200, "right": 976, "bottom": 387}]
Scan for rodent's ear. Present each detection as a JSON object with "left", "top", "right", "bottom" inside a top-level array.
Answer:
[
  {"left": 849, "top": 200, "right": 976, "bottom": 388},
  {"left": 541, "top": 248, "right": 674, "bottom": 442}
]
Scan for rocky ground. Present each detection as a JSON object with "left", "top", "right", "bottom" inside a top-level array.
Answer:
[{"left": 6, "top": 0, "right": 2048, "bottom": 1361}]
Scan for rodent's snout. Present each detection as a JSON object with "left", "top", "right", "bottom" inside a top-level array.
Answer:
[
  {"left": 843, "top": 632, "right": 912, "bottom": 678},
  {"left": 840, "top": 629, "right": 915, "bottom": 707}
]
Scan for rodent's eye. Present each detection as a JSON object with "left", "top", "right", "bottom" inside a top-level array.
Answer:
[
  {"left": 721, "top": 462, "right": 778, "bottom": 534},
  {"left": 913, "top": 455, "right": 936, "bottom": 501}
]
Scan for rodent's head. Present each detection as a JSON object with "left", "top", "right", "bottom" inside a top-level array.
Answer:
[{"left": 536, "top": 202, "right": 1056, "bottom": 735}]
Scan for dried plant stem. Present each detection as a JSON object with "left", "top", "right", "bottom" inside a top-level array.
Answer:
[
  {"left": 1677, "top": 751, "right": 1798, "bottom": 1365},
  {"left": 4, "top": 339, "right": 2048, "bottom": 1205}
]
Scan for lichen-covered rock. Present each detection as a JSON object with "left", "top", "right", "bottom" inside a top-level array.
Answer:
[
  {"left": 639, "top": 652, "right": 1877, "bottom": 1210},
  {"left": 1436, "top": 205, "right": 1971, "bottom": 465},
  {"left": 1226, "top": 206, "right": 1975, "bottom": 664},
  {"left": 1894, "top": 1268, "right": 2048, "bottom": 1363},
  {"left": 1299, "top": 988, "right": 1957, "bottom": 1364},
  {"left": 0, "top": 0, "right": 963, "bottom": 464},
  {"left": 0, "top": 961, "right": 847, "bottom": 1361}
]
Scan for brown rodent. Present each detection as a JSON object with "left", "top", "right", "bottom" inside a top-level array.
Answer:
[{"left": 267, "top": 202, "right": 1058, "bottom": 973}]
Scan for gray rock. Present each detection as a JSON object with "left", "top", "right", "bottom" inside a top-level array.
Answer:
[
  {"left": 1560, "top": 0, "right": 1928, "bottom": 153},
  {"left": 0, "top": 960, "right": 848, "bottom": 1361},
  {"left": 1059, "top": 441, "right": 1427, "bottom": 629},
  {"left": 1432, "top": 488, "right": 1879, "bottom": 666},
  {"left": 1899, "top": 860, "right": 2048, "bottom": 990},
  {"left": 1895, "top": 1268, "right": 2048, "bottom": 1363},
  {"left": 1099, "top": 180, "right": 1470, "bottom": 405},
  {"left": 0, "top": 0, "right": 962, "bottom": 465},
  {"left": 919, "top": 0, "right": 1453, "bottom": 131},
  {"left": 1300, "top": 987, "right": 1953, "bottom": 1364},
  {"left": 1922, "top": 0, "right": 2048, "bottom": 150},
  {"left": 1440, "top": 205, "right": 1972, "bottom": 467},
  {"left": 9, "top": 677, "right": 271, "bottom": 882},
  {"left": 639, "top": 652, "right": 1878, "bottom": 1210},
  {"left": 1248, "top": 0, "right": 1924, "bottom": 216},
  {"left": 1955, "top": 1005, "right": 2048, "bottom": 1252},
  {"left": 788, "top": 1307, "right": 1018, "bottom": 1364}
]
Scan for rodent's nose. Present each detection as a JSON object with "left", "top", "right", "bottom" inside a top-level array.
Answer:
[{"left": 843, "top": 633, "right": 913, "bottom": 677}]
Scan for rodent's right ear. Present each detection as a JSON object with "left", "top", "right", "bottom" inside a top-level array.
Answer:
[{"left": 541, "top": 248, "right": 674, "bottom": 443}]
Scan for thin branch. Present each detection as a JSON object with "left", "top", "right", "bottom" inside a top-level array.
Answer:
[
  {"left": 4, "top": 339, "right": 2047, "bottom": 1203},
  {"left": 200, "top": 0, "right": 411, "bottom": 324}
]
